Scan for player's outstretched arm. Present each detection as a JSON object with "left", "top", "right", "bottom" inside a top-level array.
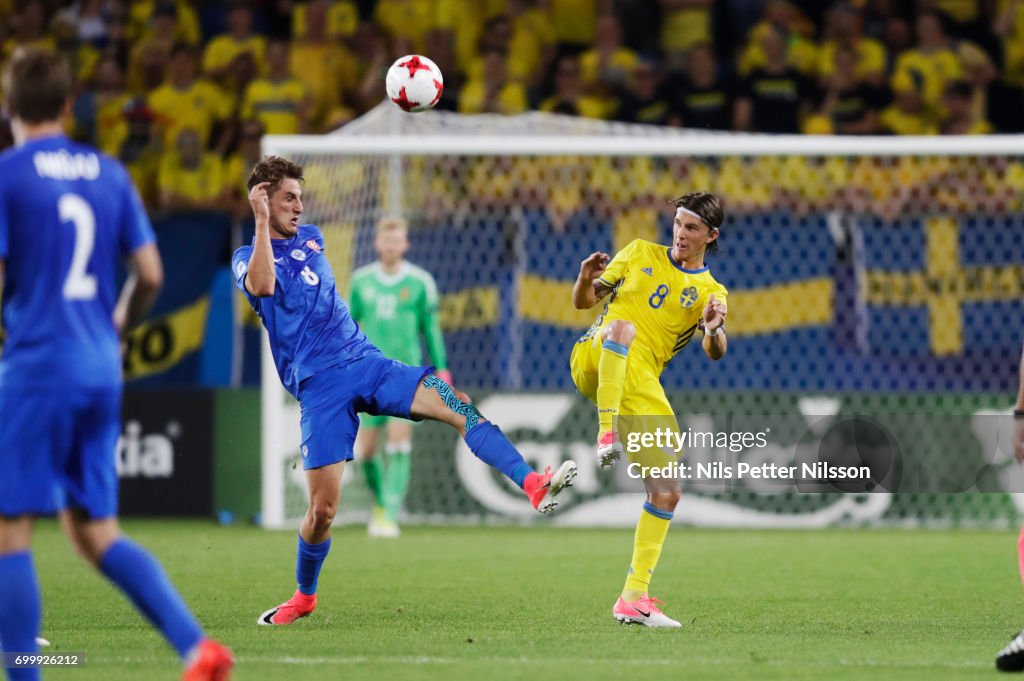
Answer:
[
  {"left": 246, "top": 181, "right": 276, "bottom": 297},
  {"left": 114, "top": 243, "right": 163, "bottom": 334},
  {"left": 702, "top": 293, "right": 728, "bottom": 361},
  {"left": 573, "top": 252, "right": 612, "bottom": 309},
  {"left": 1013, "top": 342, "right": 1024, "bottom": 463}
]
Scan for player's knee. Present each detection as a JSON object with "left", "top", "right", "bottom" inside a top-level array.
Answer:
[
  {"left": 308, "top": 500, "right": 336, "bottom": 533},
  {"left": 649, "top": 489, "right": 681, "bottom": 512},
  {"left": 603, "top": 320, "right": 636, "bottom": 346}
]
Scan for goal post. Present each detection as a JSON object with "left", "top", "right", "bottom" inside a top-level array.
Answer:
[{"left": 257, "top": 104, "right": 1024, "bottom": 530}]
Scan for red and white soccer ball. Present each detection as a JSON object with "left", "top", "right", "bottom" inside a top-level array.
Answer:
[{"left": 386, "top": 54, "right": 443, "bottom": 113}]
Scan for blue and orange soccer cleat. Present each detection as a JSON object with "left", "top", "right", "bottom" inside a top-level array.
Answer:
[
  {"left": 526, "top": 460, "right": 578, "bottom": 513},
  {"left": 182, "top": 639, "right": 234, "bottom": 681},
  {"left": 257, "top": 589, "right": 317, "bottom": 626},
  {"left": 597, "top": 432, "right": 624, "bottom": 470},
  {"left": 612, "top": 595, "right": 682, "bottom": 628}
]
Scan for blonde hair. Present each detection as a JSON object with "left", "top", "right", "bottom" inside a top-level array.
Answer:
[{"left": 376, "top": 216, "right": 408, "bottom": 235}]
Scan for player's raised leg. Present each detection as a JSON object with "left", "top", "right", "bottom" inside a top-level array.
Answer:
[
  {"left": 410, "top": 374, "right": 577, "bottom": 513},
  {"left": 613, "top": 475, "right": 682, "bottom": 628},
  {"left": 355, "top": 421, "right": 392, "bottom": 538},
  {"left": 259, "top": 462, "right": 342, "bottom": 625},
  {"left": 0, "top": 517, "right": 41, "bottom": 681},
  {"left": 381, "top": 420, "right": 413, "bottom": 535},
  {"left": 596, "top": 321, "right": 634, "bottom": 468}
]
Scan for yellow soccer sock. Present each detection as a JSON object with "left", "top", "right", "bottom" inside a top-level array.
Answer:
[
  {"left": 596, "top": 340, "right": 629, "bottom": 434},
  {"left": 622, "top": 501, "right": 673, "bottom": 598}
]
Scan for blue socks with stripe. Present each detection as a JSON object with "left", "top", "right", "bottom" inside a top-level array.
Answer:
[
  {"left": 99, "top": 538, "right": 203, "bottom": 659},
  {"left": 0, "top": 552, "right": 41, "bottom": 681},
  {"left": 464, "top": 421, "right": 534, "bottom": 488},
  {"left": 296, "top": 536, "right": 331, "bottom": 595}
]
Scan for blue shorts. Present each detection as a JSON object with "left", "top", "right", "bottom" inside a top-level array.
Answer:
[
  {"left": 0, "top": 384, "right": 121, "bottom": 519},
  {"left": 297, "top": 354, "right": 433, "bottom": 470}
]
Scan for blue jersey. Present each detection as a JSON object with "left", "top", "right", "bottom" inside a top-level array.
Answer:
[
  {"left": 0, "top": 135, "right": 155, "bottom": 388},
  {"left": 233, "top": 224, "right": 376, "bottom": 397}
]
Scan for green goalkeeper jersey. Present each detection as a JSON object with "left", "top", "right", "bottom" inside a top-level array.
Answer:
[{"left": 348, "top": 261, "right": 448, "bottom": 369}]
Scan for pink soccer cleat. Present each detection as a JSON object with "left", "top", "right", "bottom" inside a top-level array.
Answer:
[
  {"left": 597, "top": 432, "right": 624, "bottom": 469},
  {"left": 612, "top": 595, "right": 682, "bottom": 628},
  {"left": 525, "top": 460, "right": 578, "bottom": 513},
  {"left": 257, "top": 589, "right": 317, "bottom": 625},
  {"left": 182, "top": 639, "right": 234, "bottom": 681}
]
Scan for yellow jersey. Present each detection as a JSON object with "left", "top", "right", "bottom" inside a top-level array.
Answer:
[{"left": 584, "top": 239, "right": 728, "bottom": 373}]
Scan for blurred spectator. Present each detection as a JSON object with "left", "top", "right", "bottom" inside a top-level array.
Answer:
[
  {"left": 289, "top": 0, "right": 359, "bottom": 131},
  {"left": 549, "top": 0, "right": 603, "bottom": 52},
  {"left": 879, "top": 70, "right": 937, "bottom": 134},
  {"left": 148, "top": 43, "right": 232, "bottom": 150},
  {"left": 459, "top": 47, "right": 529, "bottom": 115},
  {"left": 658, "top": 0, "right": 715, "bottom": 71},
  {"left": 811, "top": 45, "right": 885, "bottom": 134},
  {"left": 671, "top": 43, "right": 737, "bottom": 130},
  {"left": 292, "top": 0, "right": 358, "bottom": 41},
  {"left": 738, "top": 1, "right": 819, "bottom": 77},
  {"left": 3, "top": 1, "right": 55, "bottom": 61},
  {"left": 818, "top": 3, "right": 888, "bottom": 87},
  {"left": 128, "top": 0, "right": 200, "bottom": 46},
  {"left": 892, "top": 11, "right": 963, "bottom": 116},
  {"left": 118, "top": 98, "right": 163, "bottom": 209},
  {"left": 539, "top": 54, "right": 607, "bottom": 118},
  {"left": 241, "top": 38, "right": 311, "bottom": 134},
  {"left": 616, "top": 60, "right": 676, "bottom": 126},
  {"left": 939, "top": 79, "right": 993, "bottom": 134},
  {"left": 375, "top": 0, "right": 435, "bottom": 54},
  {"left": 579, "top": 14, "right": 638, "bottom": 98},
  {"left": 734, "top": 26, "right": 814, "bottom": 133},
  {"left": 203, "top": 2, "right": 266, "bottom": 88},
  {"left": 127, "top": 3, "right": 177, "bottom": 93},
  {"left": 507, "top": 0, "right": 557, "bottom": 90},
  {"left": 224, "top": 118, "right": 265, "bottom": 217},
  {"left": 159, "top": 127, "right": 227, "bottom": 213},
  {"left": 995, "top": 0, "right": 1024, "bottom": 86},
  {"left": 51, "top": 12, "right": 100, "bottom": 86},
  {"left": 72, "top": 56, "right": 131, "bottom": 155},
  {"left": 57, "top": 0, "right": 114, "bottom": 48}
]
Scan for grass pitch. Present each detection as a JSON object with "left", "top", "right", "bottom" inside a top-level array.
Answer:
[{"left": 26, "top": 520, "right": 1024, "bottom": 680}]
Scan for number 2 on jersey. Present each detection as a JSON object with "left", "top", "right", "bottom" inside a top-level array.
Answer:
[{"left": 60, "top": 193, "right": 98, "bottom": 300}]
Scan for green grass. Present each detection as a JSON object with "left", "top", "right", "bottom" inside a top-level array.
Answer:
[{"left": 25, "top": 520, "right": 1024, "bottom": 680}]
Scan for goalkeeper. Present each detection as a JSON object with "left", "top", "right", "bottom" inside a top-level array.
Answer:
[
  {"left": 570, "top": 192, "right": 728, "bottom": 627},
  {"left": 349, "top": 217, "right": 452, "bottom": 538}
]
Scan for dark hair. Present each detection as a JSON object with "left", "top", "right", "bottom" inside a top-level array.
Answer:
[
  {"left": 2, "top": 48, "right": 72, "bottom": 124},
  {"left": 247, "top": 155, "right": 304, "bottom": 194},
  {"left": 670, "top": 191, "right": 724, "bottom": 255}
]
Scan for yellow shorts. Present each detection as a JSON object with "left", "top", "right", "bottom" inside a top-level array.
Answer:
[{"left": 570, "top": 335, "right": 679, "bottom": 471}]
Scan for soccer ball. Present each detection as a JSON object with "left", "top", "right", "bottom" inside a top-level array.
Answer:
[{"left": 386, "top": 54, "right": 443, "bottom": 113}]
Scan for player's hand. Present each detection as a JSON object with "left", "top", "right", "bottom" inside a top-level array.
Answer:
[
  {"left": 1014, "top": 416, "right": 1024, "bottom": 464},
  {"left": 436, "top": 369, "right": 453, "bottom": 386},
  {"left": 580, "top": 252, "right": 610, "bottom": 281},
  {"left": 702, "top": 293, "right": 727, "bottom": 331},
  {"left": 249, "top": 181, "right": 271, "bottom": 223}
]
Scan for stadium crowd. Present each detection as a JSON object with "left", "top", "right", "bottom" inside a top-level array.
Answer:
[{"left": 2, "top": 0, "right": 1024, "bottom": 216}]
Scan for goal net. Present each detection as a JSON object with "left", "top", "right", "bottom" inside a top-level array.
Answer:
[{"left": 259, "top": 103, "right": 1024, "bottom": 530}]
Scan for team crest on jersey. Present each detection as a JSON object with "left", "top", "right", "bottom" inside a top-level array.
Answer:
[
  {"left": 680, "top": 286, "right": 699, "bottom": 308},
  {"left": 234, "top": 261, "right": 246, "bottom": 278},
  {"left": 400, "top": 287, "right": 410, "bottom": 301},
  {"left": 291, "top": 249, "right": 307, "bottom": 261},
  {"left": 306, "top": 240, "right": 321, "bottom": 253},
  {"left": 641, "top": 267, "right": 653, "bottom": 276}
]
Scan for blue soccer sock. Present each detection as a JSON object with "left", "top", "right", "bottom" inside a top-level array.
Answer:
[
  {"left": 0, "top": 551, "right": 41, "bottom": 681},
  {"left": 296, "top": 536, "right": 331, "bottom": 596},
  {"left": 464, "top": 421, "right": 534, "bottom": 489},
  {"left": 99, "top": 538, "right": 203, "bottom": 659}
]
